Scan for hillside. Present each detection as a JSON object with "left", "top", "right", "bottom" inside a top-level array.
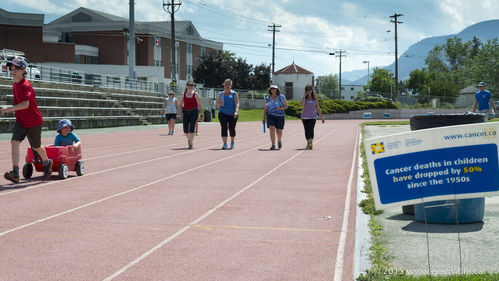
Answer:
[{"left": 349, "top": 19, "right": 499, "bottom": 84}]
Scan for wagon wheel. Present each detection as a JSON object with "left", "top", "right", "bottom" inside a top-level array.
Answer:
[
  {"left": 58, "top": 164, "right": 69, "bottom": 179},
  {"left": 76, "top": 161, "right": 85, "bottom": 176},
  {"left": 22, "top": 163, "right": 33, "bottom": 179}
]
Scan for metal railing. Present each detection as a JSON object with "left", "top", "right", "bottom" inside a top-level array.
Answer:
[
  {"left": 1, "top": 64, "right": 171, "bottom": 96},
  {"left": 1, "top": 63, "right": 271, "bottom": 100}
]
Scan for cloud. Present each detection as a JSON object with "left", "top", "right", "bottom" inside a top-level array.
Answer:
[
  {"left": 8, "top": 0, "right": 71, "bottom": 15},
  {"left": 438, "top": 0, "right": 499, "bottom": 33}
]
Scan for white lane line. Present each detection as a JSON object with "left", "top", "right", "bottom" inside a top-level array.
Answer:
[
  {"left": 333, "top": 126, "right": 359, "bottom": 281},
  {"left": 0, "top": 141, "right": 271, "bottom": 238},
  {"left": 0, "top": 133, "right": 263, "bottom": 197},
  {"left": 103, "top": 125, "right": 341, "bottom": 281},
  {"left": 0, "top": 128, "right": 306, "bottom": 237}
]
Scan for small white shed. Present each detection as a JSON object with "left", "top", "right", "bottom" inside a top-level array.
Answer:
[{"left": 273, "top": 63, "right": 314, "bottom": 100}]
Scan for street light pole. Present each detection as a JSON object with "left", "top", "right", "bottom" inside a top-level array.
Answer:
[{"left": 363, "top": 60, "right": 370, "bottom": 94}]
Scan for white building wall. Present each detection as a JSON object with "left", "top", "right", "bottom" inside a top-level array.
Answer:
[
  {"left": 273, "top": 73, "right": 313, "bottom": 100},
  {"left": 341, "top": 85, "right": 364, "bottom": 101}
]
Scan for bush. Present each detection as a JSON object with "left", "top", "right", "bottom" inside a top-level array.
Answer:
[{"left": 285, "top": 99, "right": 398, "bottom": 118}]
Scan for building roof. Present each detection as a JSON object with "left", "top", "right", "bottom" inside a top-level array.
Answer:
[
  {"left": 274, "top": 63, "right": 313, "bottom": 75},
  {"left": 44, "top": 7, "right": 223, "bottom": 50},
  {"left": 460, "top": 85, "right": 478, "bottom": 94},
  {"left": 0, "top": 8, "right": 44, "bottom": 26}
]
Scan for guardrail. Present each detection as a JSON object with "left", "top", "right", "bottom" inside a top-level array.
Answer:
[
  {"left": 0, "top": 64, "right": 268, "bottom": 100},
  {"left": 0, "top": 64, "right": 171, "bottom": 96}
]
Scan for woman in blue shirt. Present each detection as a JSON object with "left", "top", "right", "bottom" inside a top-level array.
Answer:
[
  {"left": 262, "top": 84, "right": 288, "bottom": 150},
  {"left": 217, "top": 79, "right": 240, "bottom": 149}
]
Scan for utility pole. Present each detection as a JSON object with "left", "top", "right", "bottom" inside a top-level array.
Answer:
[
  {"left": 268, "top": 23, "right": 281, "bottom": 83},
  {"left": 129, "top": 1, "right": 136, "bottom": 80},
  {"left": 389, "top": 13, "right": 403, "bottom": 97},
  {"left": 163, "top": 0, "right": 182, "bottom": 85},
  {"left": 363, "top": 60, "right": 370, "bottom": 94},
  {"left": 330, "top": 50, "right": 346, "bottom": 99}
]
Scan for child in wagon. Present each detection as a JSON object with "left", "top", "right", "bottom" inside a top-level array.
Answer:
[{"left": 54, "top": 119, "right": 81, "bottom": 147}]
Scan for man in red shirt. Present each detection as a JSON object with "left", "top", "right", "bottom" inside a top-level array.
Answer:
[{"left": 1, "top": 57, "right": 52, "bottom": 183}]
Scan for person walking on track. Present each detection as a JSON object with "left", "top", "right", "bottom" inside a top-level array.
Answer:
[
  {"left": 178, "top": 81, "right": 203, "bottom": 149},
  {"left": 301, "top": 84, "right": 325, "bottom": 150},
  {"left": 1, "top": 56, "right": 53, "bottom": 182},
  {"left": 262, "top": 84, "right": 288, "bottom": 150},
  {"left": 161, "top": 91, "right": 178, "bottom": 135},
  {"left": 217, "top": 79, "right": 240, "bottom": 150}
]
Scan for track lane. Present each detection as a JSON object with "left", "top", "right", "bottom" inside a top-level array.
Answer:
[{"left": 0, "top": 120, "right": 361, "bottom": 280}]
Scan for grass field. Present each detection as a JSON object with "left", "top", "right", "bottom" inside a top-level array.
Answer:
[{"left": 207, "top": 109, "right": 300, "bottom": 123}]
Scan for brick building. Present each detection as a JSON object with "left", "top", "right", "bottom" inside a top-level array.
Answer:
[{"left": 0, "top": 7, "right": 223, "bottom": 85}]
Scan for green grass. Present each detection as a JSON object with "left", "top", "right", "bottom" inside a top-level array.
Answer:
[{"left": 207, "top": 109, "right": 300, "bottom": 122}]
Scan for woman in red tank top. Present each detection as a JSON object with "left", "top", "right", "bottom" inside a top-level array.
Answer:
[{"left": 177, "top": 81, "right": 203, "bottom": 149}]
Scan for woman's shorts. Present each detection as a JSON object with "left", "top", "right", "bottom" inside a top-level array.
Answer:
[
  {"left": 165, "top": 113, "right": 177, "bottom": 121},
  {"left": 266, "top": 114, "right": 285, "bottom": 129}
]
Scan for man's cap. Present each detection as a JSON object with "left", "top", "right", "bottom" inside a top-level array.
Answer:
[
  {"left": 270, "top": 84, "right": 279, "bottom": 89},
  {"left": 6, "top": 56, "right": 28, "bottom": 69},
  {"left": 57, "top": 119, "right": 75, "bottom": 133},
  {"left": 478, "top": 82, "right": 485, "bottom": 87}
]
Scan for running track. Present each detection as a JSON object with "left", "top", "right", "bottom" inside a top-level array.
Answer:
[{"left": 0, "top": 120, "right": 361, "bottom": 281}]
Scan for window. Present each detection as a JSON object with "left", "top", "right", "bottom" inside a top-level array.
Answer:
[
  {"left": 154, "top": 36, "right": 161, "bottom": 47},
  {"left": 351, "top": 87, "right": 354, "bottom": 91},
  {"left": 75, "top": 55, "right": 80, "bottom": 64},
  {"left": 72, "top": 13, "right": 91, "bottom": 22},
  {"left": 187, "top": 65, "right": 192, "bottom": 75},
  {"left": 187, "top": 44, "right": 192, "bottom": 54},
  {"left": 187, "top": 26, "right": 194, "bottom": 35},
  {"left": 61, "top": 32, "right": 73, "bottom": 43},
  {"left": 201, "top": 46, "right": 206, "bottom": 55}
]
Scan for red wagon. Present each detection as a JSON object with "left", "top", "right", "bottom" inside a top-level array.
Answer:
[{"left": 23, "top": 145, "right": 85, "bottom": 180}]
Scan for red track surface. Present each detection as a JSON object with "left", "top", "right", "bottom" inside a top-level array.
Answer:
[{"left": 0, "top": 120, "right": 361, "bottom": 281}]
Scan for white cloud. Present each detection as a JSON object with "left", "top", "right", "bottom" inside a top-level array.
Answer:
[
  {"left": 438, "top": 0, "right": 499, "bottom": 33},
  {"left": 9, "top": 0, "right": 70, "bottom": 15}
]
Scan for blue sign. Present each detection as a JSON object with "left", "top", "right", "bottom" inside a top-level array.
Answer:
[{"left": 374, "top": 144, "right": 499, "bottom": 205}]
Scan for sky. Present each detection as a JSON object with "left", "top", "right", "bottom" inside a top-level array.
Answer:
[{"left": 3, "top": 0, "right": 499, "bottom": 80}]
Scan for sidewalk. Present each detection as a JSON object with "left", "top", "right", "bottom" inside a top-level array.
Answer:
[{"left": 362, "top": 125, "right": 499, "bottom": 276}]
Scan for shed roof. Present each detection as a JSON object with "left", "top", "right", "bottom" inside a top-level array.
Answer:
[{"left": 274, "top": 63, "right": 313, "bottom": 75}]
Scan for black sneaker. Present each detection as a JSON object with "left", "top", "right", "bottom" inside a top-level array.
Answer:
[
  {"left": 270, "top": 144, "right": 276, "bottom": 150},
  {"left": 43, "top": 159, "right": 53, "bottom": 179},
  {"left": 4, "top": 171, "right": 20, "bottom": 183},
  {"left": 278, "top": 141, "right": 282, "bottom": 149}
]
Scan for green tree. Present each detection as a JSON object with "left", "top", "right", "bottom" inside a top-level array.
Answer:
[
  {"left": 368, "top": 68, "right": 394, "bottom": 98},
  {"left": 407, "top": 68, "right": 428, "bottom": 96},
  {"left": 316, "top": 74, "right": 338, "bottom": 98},
  {"left": 193, "top": 50, "right": 226, "bottom": 87},
  {"left": 250, "top": 63, "right": 271, "bottom": 90},
  {"left": 193, "top": 50, "right": 254, "bottom": 89}
]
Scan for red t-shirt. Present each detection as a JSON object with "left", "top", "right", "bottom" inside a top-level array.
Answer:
[
  {"left": 13, "top": 79, "right": 43, "bottom": 128},
  {"left": 183, "top": 91, "right": 198, "bottom": 110}
]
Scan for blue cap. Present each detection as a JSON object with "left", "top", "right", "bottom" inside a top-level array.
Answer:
[
  {"left": 57, "top": 119, "right": 74, "bottom": 133},
  {"left": 6, "top": 56, "right": 28, "bottom": 69}
]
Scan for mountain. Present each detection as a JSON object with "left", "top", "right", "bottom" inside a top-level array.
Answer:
[{"left": 348, "top": 19, "right": 499, "bottom": 85}]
